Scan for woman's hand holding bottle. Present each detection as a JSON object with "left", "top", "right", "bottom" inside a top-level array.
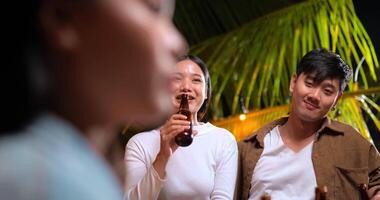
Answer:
[{"left": 153, "top": 114, "right": 196, "bottom": 178}]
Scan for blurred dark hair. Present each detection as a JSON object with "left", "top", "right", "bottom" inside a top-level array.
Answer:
[
  {"left": 177, "top": 55, "right": 211, "bottom": 122},
  {"left": 296, "top": 48, "right": 352, "bottom": 91},
  {"left": 1, "top": 1, "right": 45, "bottom": 134}
]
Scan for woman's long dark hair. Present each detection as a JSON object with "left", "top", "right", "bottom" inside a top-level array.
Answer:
[{"left": 177, "top": 55, "right": 211, "bottom": 122}]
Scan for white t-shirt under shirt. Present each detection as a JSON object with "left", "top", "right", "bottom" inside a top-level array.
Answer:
[
  {"left": 249, "top": 126, "right": 317, "bottom": 200},
  {"left": 124, "top": 122, "right": 238, "bottom": 200}
]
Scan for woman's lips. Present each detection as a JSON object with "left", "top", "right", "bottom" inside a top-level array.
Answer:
[{"left": 175, "top": 94, "right": 195, "bottom": 100}]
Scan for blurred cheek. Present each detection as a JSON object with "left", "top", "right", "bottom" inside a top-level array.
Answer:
[
  {"left": 170, "top": 82, "right": 180, "bottom": 93},
  {"left": 67, "top": 1, "right": 177, "bottom": 126}
]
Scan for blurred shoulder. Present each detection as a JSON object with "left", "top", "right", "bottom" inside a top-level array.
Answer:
[
  {"left": 126, "top": 129, "right": 160, "bottom": 147},
  {"left": 0, "top": 133, "right": 50, "bottom": 199}
]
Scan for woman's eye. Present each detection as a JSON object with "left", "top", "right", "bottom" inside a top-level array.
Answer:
[
  {"left": 171, "top": 76, "right": 181, "bottom": 81},
  {"left": 144, "top": 0, "right": 161, "bottom": 14},
  {"left": 144, "top": 0, "right": 175, "bottom": 18}
]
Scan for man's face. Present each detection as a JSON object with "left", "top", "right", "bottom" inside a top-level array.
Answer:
[
  {"left": 289, "top": 73, "right": 342, "bottom": 122},
  {"left": 64, "top": 0, "right": 187, "bottom": 126}
]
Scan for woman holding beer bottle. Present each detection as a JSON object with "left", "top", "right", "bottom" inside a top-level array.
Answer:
[{"left": 124, "top": 55, "right": 238, "bottom": 200}]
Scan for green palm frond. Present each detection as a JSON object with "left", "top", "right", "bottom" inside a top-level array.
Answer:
[
  {"left": 353, "top": 94, "right": 380, "bottom": 131},
  {"left": 190, "top": 0, "right": 379, "bottom": 119}
]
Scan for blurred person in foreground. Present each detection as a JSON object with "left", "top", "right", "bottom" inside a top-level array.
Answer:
[
  {"left": 236, "top": 48, "right": 380, "bottom": 200},
  {"left": 124, "top": 55, "right": 238, "bottom": 199},
  {"left": 0, "top": 0, "right": 186, "bottom": 199}
]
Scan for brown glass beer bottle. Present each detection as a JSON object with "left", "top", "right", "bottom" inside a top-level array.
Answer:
[
  {"left": 315, "top": 186, "right": 328, "bottom": 200},
  {"left": 358, "top": 184, "right": 370, "bottom": 200},
  {"left": 260, "top": 194, "right": 271, "bottom": 200},
  {"left": 174, "top": 94, "right": 193, "bottom": 146}
]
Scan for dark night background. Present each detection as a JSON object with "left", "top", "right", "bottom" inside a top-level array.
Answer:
[{"left": 353, "top": 0, "right": 380, "bottom": 149}]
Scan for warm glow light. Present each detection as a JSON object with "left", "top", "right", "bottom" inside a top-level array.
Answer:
[
  {"left": 211, "top": 105, "right": 290, "bottom": 141},
  {"left": 239, "top": 114, "right": 246, "bottom": 121}
]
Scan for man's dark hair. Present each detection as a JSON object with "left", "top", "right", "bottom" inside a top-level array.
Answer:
[
  {"left": 177, "top": 55, "right": 211, "bottom": 122},
  {"left": 296, "top": 48, "right": 352, "bottom": 91}
]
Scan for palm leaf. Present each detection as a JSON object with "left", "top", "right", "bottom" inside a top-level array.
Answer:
[
  {"left": 186, "top": 0, "right": 380, "bottom": 141},
  {"left": 190, "top": 0, "right": 379, "bottom": 119}
]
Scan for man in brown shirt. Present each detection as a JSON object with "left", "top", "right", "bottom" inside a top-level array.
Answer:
[{"left": 237, "top": 48, "right": 380, "bottom": 200}]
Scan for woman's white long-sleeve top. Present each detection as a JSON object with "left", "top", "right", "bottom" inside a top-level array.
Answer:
[{"left": 124, "top": 122, "right": 238, "bottom": 200}]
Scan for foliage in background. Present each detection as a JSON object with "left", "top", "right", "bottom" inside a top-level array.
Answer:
[{"left": 177, "top": 0, "right": 380, "bottom": 138}]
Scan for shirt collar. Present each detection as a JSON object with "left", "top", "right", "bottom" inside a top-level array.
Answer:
[
  {"left": 244, "top": 116, "right": 344, "bottom": 147},
  {"left": 317, "top": 117, "right": 346, "bottom": 136}
]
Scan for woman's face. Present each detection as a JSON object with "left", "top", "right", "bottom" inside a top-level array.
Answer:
[
  {"left": 48, "top": 0, "right": 187, "bottom": 127},
  {"left": 170, "top": 60, "right": 207, "bottom": 115}
]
